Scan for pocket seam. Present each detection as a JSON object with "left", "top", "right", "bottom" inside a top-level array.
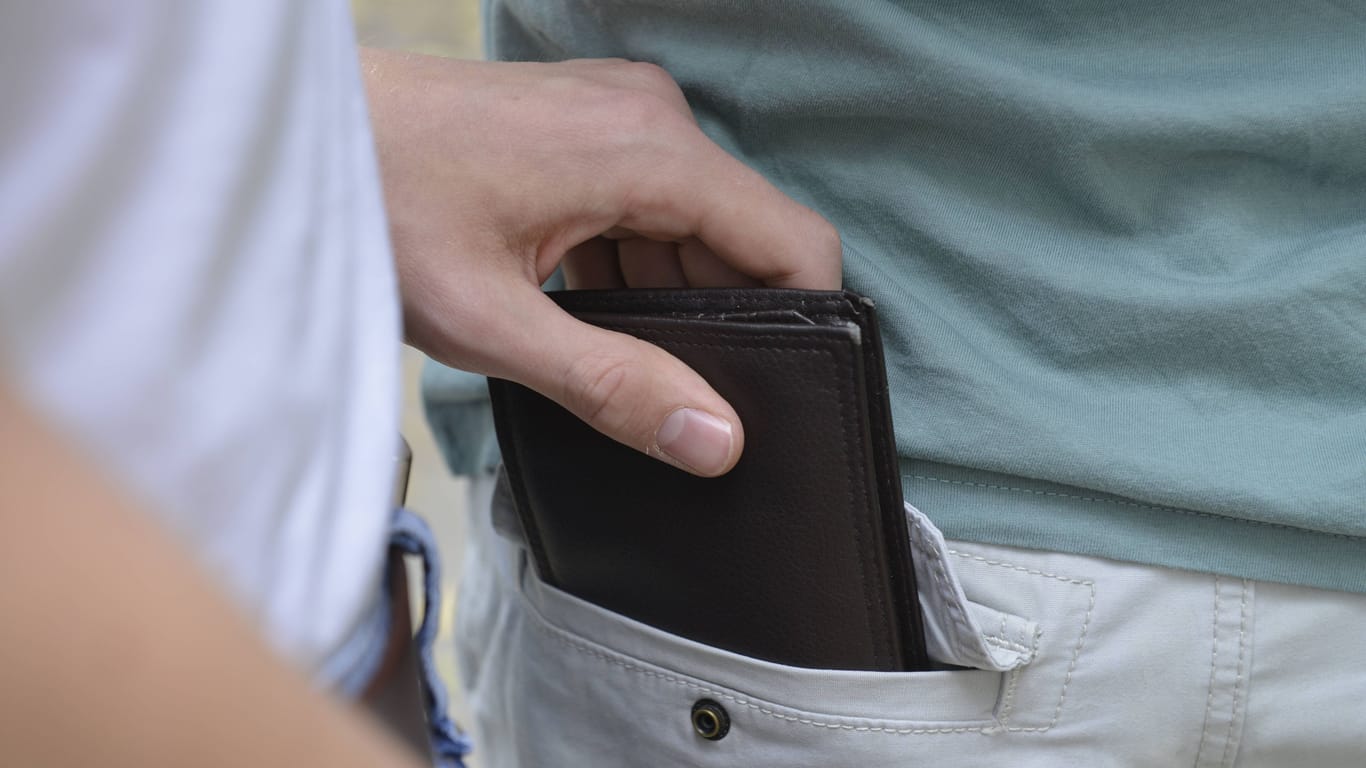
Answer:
[
  {"left": 515, "top": 545, "right": 1093, "bottom": 737},
  {"left": 526, "top": 607, "right": 1005, "bottom": 735},
  {"left": 908, "top": 516, "right": 982, "bottom": 658},
  {"left": 984, "top": 635, "right": 1036, "bottom": 654},
  {"left": 947, "top": 549, "right": 1097, "bottom": 733}
]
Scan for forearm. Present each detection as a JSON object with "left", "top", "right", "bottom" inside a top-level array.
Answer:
[{"left": 0, "top": 382, "right": 422, "bottom": 768}]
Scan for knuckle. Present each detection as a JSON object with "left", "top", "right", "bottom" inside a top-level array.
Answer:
[
  {"left": 624, "top": 61, "right": 681, "bottom": 94},
  {"left": 777, "top": 211, "right": 841, "bottom": 287},
  {"left": 811, "top": 214, "right": 842, "bottom": 256},
  {"left": 562, "top": 352, "right": 638, "bottom": 431},
  {"left": 569, "top": 84, "right": 677, "bottom": 142},
  {"left": 600, "top": 61, "right": 689, "bottom": 124},
  {"left": 616, "top": 89, "right": 680, "bottom": 133}
]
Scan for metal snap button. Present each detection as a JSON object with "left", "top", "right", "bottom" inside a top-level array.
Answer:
[{"left": 691, "top": 699, "right": 730, "bottom": 741}]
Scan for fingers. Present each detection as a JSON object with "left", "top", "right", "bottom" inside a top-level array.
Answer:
[
  {"left": 547, "top": 60, "right": 841, "bottom": 289},
  {"left": 565, "top": 237, "right": 707, "bottom": 290},
  {"left": 678, "top": 238, "right": 761, "bottom": 288},
  {"left": 611, "top": 133, "right": 844, "bottom": 291},
  {"left": 686, "top": 154, "right": 843, "bottom": 290},
  {"left": 563, "top": 238, "right": 624, "bottom": 289},
  {"left": 494, "top": 290, "right": 744, "bottom": 477},
  {"left": 617, "top": 238, "right": 688, "bottom": 288}
]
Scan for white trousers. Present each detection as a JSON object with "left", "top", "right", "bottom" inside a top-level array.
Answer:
[{"left": 455, "top": 472, "right": 1366, "bottom": 767}]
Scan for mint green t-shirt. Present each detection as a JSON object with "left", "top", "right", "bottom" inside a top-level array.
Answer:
[{"left": 477, "top": 0, "right": 1366, "bottom": 591}]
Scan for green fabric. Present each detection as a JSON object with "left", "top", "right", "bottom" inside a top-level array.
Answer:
[{"left": 466, "top": 0, "right": 1366, "bottom": 591}]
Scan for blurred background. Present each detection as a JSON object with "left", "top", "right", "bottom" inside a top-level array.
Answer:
[
  {"left": 352, "top": 1, "right": 484, "bottom": 763},
  {"left": 354, "top": 0, "right": 482, "bottom": 59}
]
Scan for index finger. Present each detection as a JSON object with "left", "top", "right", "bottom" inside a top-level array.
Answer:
[{"left": 614, "top": 132, "right": 843, "bottom": 290}]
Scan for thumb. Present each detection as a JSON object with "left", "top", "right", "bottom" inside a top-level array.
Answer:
[{"left": 495, "top": 292, "right": 744, "bottom": 477}]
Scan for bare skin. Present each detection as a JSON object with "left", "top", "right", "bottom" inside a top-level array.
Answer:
[
  {"left": 366, "top": 50, "right": 841, "bottom": 476},
  {"left": 0, "top": 50, "right": 839, "bottom": 766},
  {"left": 0, "top": 383, "right": 427, "bottom": 768}
]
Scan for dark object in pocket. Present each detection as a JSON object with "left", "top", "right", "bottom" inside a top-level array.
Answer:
[{"left": 489, "top": 288, "right": 929, "bottom": 672}]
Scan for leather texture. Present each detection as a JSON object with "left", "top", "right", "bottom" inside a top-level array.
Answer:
[{"left": 489, "top": 289, "right": 929, "bottom": 672}]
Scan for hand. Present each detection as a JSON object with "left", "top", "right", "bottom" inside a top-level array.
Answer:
[{"left": 363, "top": 50, "right": 841, "bottom": 476}]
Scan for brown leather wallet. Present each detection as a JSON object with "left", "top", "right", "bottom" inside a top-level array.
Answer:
[{"left": 489, "top": 288, "right": 929, "bottom": 671}]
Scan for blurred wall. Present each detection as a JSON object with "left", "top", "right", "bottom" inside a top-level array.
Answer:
[{"left": 353, "top": 0, "right": 482, "bottom": 59}]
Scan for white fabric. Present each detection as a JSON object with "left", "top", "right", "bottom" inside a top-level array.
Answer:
[
  {"left": 458, "top": 472, "right": 1366, "bottom": 767},
  {"left": 0, "top": 0, "right": 398, "bottom": 678}
]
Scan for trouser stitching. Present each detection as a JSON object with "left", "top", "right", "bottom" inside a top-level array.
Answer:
[
  {"left": 947, "top": 551, "right": 1095, "bottom": 732},
  {"left": 907, "top": 516, "right": 980, "bottom": 654},
  {"left": 532, "top": 617, "right": 998, "bottom": 734},
  {"left": 984, "top": 635, "right": 1034, "bottom": 653},
  {"left": 1194, "top": 576, "right": 1222, "bottom": 767},
  {"left": 1218, "top": 581, "right": 1250, "bottom": 768},
  {"left": 1039, "top": 574, "right": 1094, "bottom": 732},
  {"left": 520, "top": 547, "right": 1091, "bottom": 736},
  {"left": 994, "top": 626, "right": 1041, "bottom": 727}
]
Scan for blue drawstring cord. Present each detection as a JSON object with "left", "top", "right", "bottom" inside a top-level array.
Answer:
[{"left": 390, "top": 507, "right": 474, "bottom": 767}]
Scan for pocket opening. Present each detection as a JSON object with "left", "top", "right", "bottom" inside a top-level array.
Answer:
[{"left": 516, "top": 546, "right": 1008, "bottom": 725}]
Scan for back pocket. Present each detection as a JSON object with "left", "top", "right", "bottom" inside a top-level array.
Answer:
[{"left": 496, "top": 502, "right": 1058, "bottom": 767}]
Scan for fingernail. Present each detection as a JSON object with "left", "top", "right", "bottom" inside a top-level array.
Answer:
[{"left": 655, "top": 407, "right": 734, "bottom": 476}]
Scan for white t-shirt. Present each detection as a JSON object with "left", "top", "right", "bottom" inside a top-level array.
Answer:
[{"left": 0, "top": 1, "right": 399, "bottom": 678}]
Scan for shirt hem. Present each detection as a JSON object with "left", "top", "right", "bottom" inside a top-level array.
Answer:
[{"left": 903, "top": 459, "right": 1366, "bottom": 594}]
